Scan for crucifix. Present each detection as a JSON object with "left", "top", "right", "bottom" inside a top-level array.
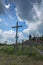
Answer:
[{"left": 12, "top": 21, "right": 23, "bottom": 50}]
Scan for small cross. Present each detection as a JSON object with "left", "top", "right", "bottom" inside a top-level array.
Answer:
[{"left": 12, "top": 21, "right": 23, "bottom": 50}]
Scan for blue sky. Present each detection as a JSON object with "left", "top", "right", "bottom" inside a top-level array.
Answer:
[
  {"left": 0, "top": 0, "right": 43, "bottom": 44},
  {"left": 0, "top": 0, "right": 27, "bottom": 31}
]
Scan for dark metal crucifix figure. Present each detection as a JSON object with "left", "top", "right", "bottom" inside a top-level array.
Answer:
[{"left": 12, "top": 21, "right": 23, "bottom": 50}]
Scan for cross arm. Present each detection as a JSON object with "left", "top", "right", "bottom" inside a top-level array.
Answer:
[
  {"left": 18, "top": 25, "right": 23, "bottom": 27},
  {"left": 12, "top": 26, "right": 17, "bottom": 28},
  {"left": 12, "top": 25, "right": 23, "bottom": 28}
]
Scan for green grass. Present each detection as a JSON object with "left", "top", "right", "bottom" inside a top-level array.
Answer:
[
  {"left": 0, "top": 45, "right": 43, "bottom": 65},
  {"left": 0, "top": 45, "right": 43, "bottom": 59},
  {"left": 37, "top": 45, "right": 43, "bottom": 51}
]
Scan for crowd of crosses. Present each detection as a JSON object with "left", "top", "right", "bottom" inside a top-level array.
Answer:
[
  {"left": 12, "top": 22, "right": 32, "bottom": 56},
  {"left": 11, "top": 22, "right": 32, "bottom": 53}
]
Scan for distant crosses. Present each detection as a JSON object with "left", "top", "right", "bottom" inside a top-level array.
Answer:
[
  {"left": 22, "top": 40, "right": 24, "bottom": 50},
  {"left": 29, "top": 34, "right": 32, "bottom": 46},
  {"left": 12, "top": 21, "right": 23, "bottom": 51},
  {"left": 29, "top": 34, "right": 32, "bottom": 56},
  {"left": 29, "top": 34, "right": 32, "bottom": 41}
]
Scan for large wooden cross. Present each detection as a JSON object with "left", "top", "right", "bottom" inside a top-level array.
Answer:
[{"left": 12, "top": 22, "right": 23, "bottom": 50}]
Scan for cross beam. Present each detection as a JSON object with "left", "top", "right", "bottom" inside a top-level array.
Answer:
[{"left": 12, "top": 22, "right": 23, "bottom": 49}]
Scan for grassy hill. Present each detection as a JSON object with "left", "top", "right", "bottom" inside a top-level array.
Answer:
[{"left": 0, "top": 45, "right": 43, "bottom": 65}]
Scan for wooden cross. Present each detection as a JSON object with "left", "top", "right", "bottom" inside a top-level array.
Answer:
[{"left": 12, "top": 22, "right": 23, "bottom": 50}]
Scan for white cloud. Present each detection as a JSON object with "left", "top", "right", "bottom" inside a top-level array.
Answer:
[
  {"left": 23, "top": 28, "right": 30, "bottom": 35},
  {"left": 0, "top": 29, "right": 15, "bottom": 44},
  {"left": 0, "top": 29, "right": 26, "bottom": 44},
  {"left": 33, "top": 4, "right": 41, "bottom": 19},
  {"left": 5, "top": 3, "right": 10, "bottom": 9},
  {"left": 18, "top": 32, "right": 27, "bottom": 42},
  {"left": 23, "top": 20, "right": 42, "bottom": 36}
]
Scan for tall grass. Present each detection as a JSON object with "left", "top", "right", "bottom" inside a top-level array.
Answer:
[{"left": 0, "top": 45, "right": 43, "bottom": 60}]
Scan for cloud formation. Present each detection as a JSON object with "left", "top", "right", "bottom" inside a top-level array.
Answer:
[
  {"left": 14, "top": 0, "right": 43, "bottom": 36},
  {"left": 0, "top": 29, "right": 26, "bottom": 44},
  {"left": 15, "top": 0, "right": 42, "bottom": 21},
  {"left": 0, "top": 0, "right": 43, "bottom": 43}
]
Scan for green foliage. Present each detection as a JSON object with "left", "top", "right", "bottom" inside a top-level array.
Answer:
[
  {"left": 0, "top": 45, "right": 43, "bottom": 60},
  {"left": 0, "top": 46, "right": 15, "bottom": 54},
  {"left": 37, "top": 45, "right": 43, "bottom": 51},
  {"left": 31, "top": 48, "right": 43, "bottom": 60}
]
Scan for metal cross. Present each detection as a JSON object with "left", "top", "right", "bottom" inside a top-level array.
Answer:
[{"left": 12, "top": 22, "right": 23, "bottom": 49}]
